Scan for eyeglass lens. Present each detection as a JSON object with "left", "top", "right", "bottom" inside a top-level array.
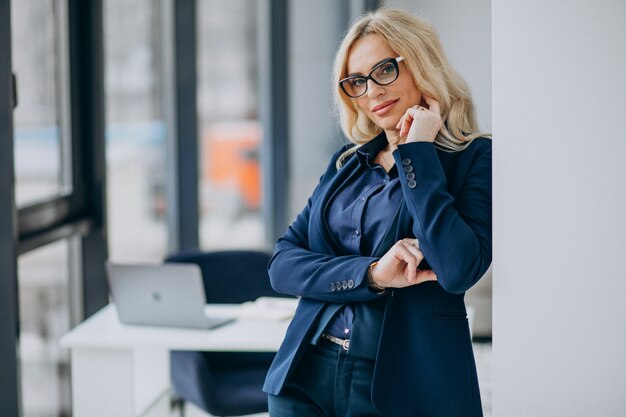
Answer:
[{"left": 341, "top": 60, "right": 399, "bottom": 98}]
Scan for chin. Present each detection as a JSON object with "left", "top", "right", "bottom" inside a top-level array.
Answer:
[{"left": 374, "top": 117, "right": 401, "bottom": 132}]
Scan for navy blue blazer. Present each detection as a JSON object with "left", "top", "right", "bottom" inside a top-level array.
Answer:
[{"left": 263, "top": 137, "right": 492, "bottom": 417}]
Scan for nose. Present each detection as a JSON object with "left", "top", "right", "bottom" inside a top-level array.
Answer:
[{"left": 366, "top": 79, "right": 384, "bottom": 99}]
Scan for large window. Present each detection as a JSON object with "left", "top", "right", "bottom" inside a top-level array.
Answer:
[
  {"left": 104, "top": 0, "right": 168, "bottom": 262},
  {"left": 197, "top": 0, "right": 265, "bottom": 250},
  {"left": 10, "top": 2, "right": 76, "bottom": 416}
]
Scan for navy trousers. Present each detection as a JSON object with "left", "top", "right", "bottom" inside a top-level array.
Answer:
[{"left": 268, "top": 340, "right": 386, "bottom": 417}]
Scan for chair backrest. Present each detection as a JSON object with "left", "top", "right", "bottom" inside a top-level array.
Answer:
[{"left": 165, "top": 250, "right": 280, "bottom": 304}]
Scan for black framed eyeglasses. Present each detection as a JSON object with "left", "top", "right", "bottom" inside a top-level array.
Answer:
[{"left": 339, "top": 56, "right": 404, "bottom": 98}]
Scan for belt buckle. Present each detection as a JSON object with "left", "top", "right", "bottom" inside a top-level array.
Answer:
[
  {"left": 341, "top": 339, "right": 350, "bottom": 351},
  {"left": 321, "top": 334, "right": 350, "bottom": 351}
]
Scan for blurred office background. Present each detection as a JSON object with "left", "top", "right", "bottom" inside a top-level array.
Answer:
[
  {"left": 6, "top": 0, "right": 626, "bottom": 416},
  {"left": 3, "top": 0, "right": 493, "bottom": 416}
]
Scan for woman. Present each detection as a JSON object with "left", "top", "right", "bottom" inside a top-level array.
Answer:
[{"left": 264, "top": 8, "right": 491, "bottom": 417}]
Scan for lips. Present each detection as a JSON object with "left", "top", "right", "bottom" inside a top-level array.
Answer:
[{"left": 372, "top": 99, "right": 399, "bottom": 115}]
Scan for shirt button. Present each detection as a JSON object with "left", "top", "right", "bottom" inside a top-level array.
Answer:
[
  {"left": 402, "top": 158, "right": 412, "bottom": 165},
  {"left": 361, "top": 196, "right": 366, "bottom": 201},
  {"left": 344, "top": 328, "right": 350, "bottom": 334},
  {"left": 355, "top": 230, "right": 360, "bottom": 236}
]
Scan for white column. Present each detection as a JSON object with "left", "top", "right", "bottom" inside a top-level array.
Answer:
[{"left": 493, "top": 1, "right": 626, "bottom": 415}]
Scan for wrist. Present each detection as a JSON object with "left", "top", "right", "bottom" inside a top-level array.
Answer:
[{"left": 367, "top": 261, "right": 386, "bottom": 294}]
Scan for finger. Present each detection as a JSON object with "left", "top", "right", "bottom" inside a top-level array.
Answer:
[
  {"left": 395, "top": 113, "right": 405, "bottom": 131},
  {"left": 398, "top": 242, "right": 420, "bottom": 280},
  {"left": 400, "top": 241, "right": 424, "bottom": 282},
  {"left": 423, "top": 95, "right": 441, "bottom": 115},
  {"left": 399, "top": 111, "right": 415, "bottom": 137},
  {"left": 402, "top": 237, "right": 419, "bottom": 249},
  {"left": 399, "top": 117, "right": 406, "bottom": 137},
  {"left": 401, "top": 241, "right": 423, "bottom": 273},
  {"left": 393, "top": 245, "right": 416, "bottom": 281},
  {"left": 403, "top": 252, "right": 417, "bottom": 281},
  {"left": 396, "top": 114, "right": 407, "bottom": 131},
  {"left": 400, "top": 239, "right": 421, "bottom": 256},
  {"left": 397, "top": 108, "right": 415, "bottom": 130},
  {"left": 398, "top": 115, "right": 407, "bottom": 136},
  {"left": 416, "top": 270, "right": 438, "bottom": 283}
]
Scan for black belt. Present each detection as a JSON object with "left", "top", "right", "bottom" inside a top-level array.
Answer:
[{"left": 320, "top": 333, "right": 350, "bottom": 351}]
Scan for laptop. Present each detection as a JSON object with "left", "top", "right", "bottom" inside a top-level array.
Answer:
[{"left": 106, "top": 262, "right": 235, "bottom": 329}]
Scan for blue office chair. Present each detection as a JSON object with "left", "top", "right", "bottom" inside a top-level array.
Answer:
[{"left": 165, "top": 250, "right": 285, "bottom": 417}]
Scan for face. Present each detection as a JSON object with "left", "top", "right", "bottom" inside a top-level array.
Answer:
[{"left": 346, "top": 34, "right": 422, "bottom": 132}]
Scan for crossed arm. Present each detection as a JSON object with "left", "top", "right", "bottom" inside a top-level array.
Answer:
[{"left": 267, "top": 138, "right": 492, "bottom": 302}]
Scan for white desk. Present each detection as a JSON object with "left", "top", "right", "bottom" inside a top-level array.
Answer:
[{"left": 61, "top": 304, "right": 290, "bottom": 417}]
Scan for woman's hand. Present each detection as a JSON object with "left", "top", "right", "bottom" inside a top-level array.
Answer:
[
  {"left": 395, "top": 95, "right": 442, "bottom": 143},
  {"left": 370, "top": 238, "right": 438, "bottom": 289}
]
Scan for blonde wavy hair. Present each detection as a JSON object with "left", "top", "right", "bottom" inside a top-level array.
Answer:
[{"left": 334, "top": 8, "right": 487, "bottom": 168}]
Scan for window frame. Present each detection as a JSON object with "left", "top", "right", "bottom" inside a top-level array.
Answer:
[{"left": 0, "top": 1, "right": 20, "bottom": 415}]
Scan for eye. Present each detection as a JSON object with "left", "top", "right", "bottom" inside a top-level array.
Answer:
[
  {"left": 380, "top": 62, "right": 395, "bottom": 74},
  {"left": 349, "top": 78, "right": 366, "bottom": 87}
]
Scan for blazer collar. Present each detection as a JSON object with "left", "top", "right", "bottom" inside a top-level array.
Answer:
[{"left": 356, "top": 131, "right": 389, "bottom": 168}]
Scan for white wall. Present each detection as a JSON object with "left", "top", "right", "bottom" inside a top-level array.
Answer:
[{"left": 493, "top": 1, "right": 626, "bottom": 415}]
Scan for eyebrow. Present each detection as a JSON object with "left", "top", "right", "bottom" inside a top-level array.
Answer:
[{"left": 347, "top": 57, "right": 393, "bottom": 77}]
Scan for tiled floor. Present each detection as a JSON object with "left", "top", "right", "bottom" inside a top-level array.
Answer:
[{"left": 179, "top": 342, "right": 493, "bottom": 417}]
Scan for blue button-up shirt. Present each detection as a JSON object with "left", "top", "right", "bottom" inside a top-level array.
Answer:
[{"left": 324, "top": 133, "right": 403, "bottom": 339}]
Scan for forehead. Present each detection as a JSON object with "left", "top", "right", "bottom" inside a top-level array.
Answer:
[{"left": 347, "top": 34, "right": 396, "bottom": 75}]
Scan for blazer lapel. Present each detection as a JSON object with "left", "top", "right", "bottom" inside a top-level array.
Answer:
[{"left": 311, "top": 153, "right": 361, "bottom": 255}]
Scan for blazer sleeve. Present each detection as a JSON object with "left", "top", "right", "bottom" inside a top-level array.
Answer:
[
  {"left": 267, "top": 151, "right": 382, "bottom": 303},
  {"left": 393, "top": 139, "right": 492, "bottom": 294}
]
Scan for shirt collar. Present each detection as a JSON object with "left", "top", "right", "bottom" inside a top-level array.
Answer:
[{"left": 356, "top": 131, "right": 389, "bottom": 168}]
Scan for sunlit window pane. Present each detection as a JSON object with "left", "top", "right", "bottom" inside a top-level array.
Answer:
[
  {"left": 18, "top": 239, "right": 72, "bottom": 417},
  {"left": 104, "top": 0, "right": 168, "bottom": 262},
  {"left": 11, "top": 0, "right": 67, "bottom": 206},
  {"left": 197, "top": 0, "right": 264, "bottom": 249}
]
